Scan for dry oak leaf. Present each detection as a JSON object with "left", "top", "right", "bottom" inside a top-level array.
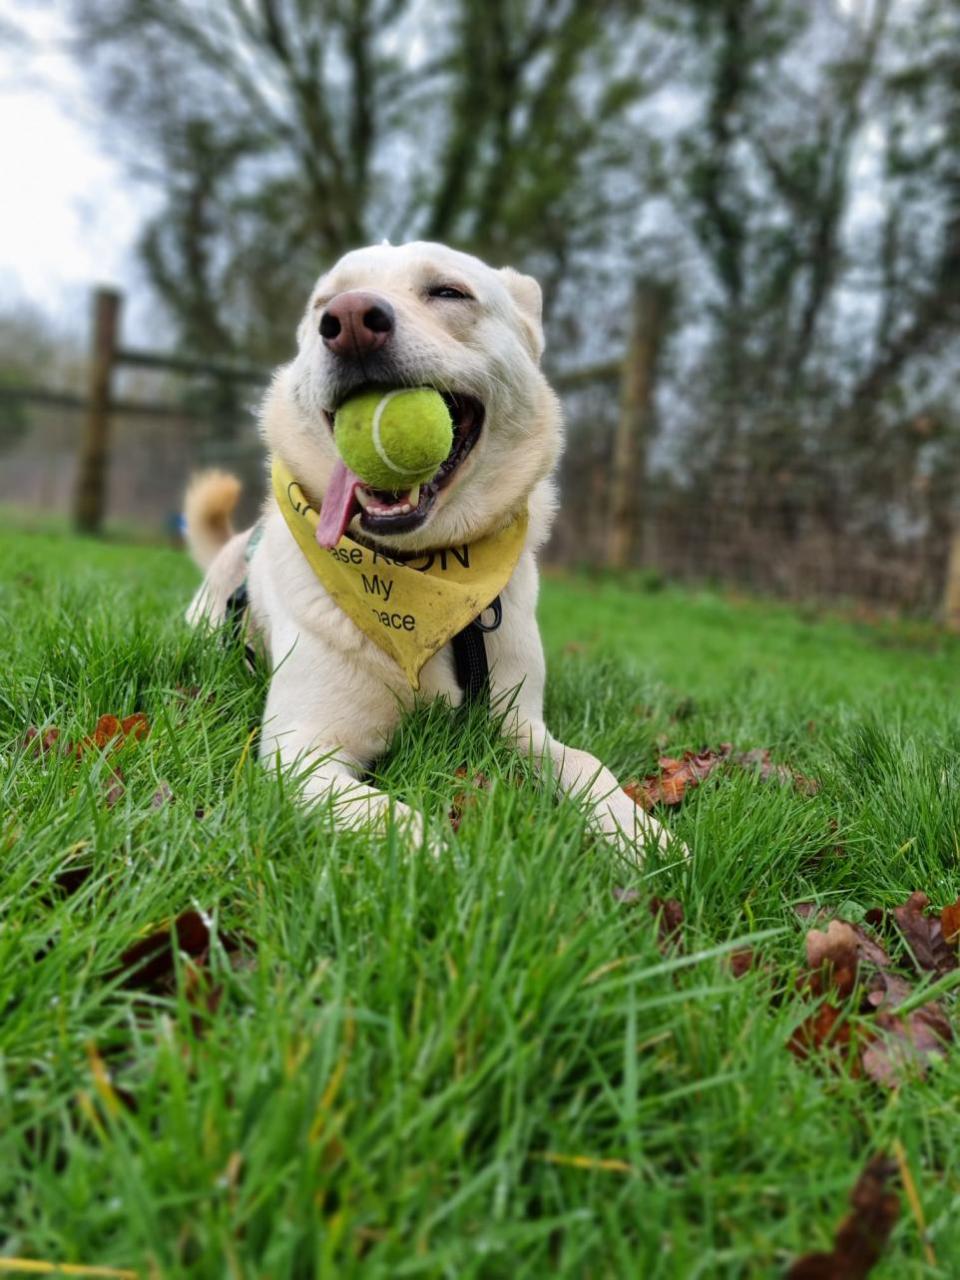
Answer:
[
  {"left": 805, "top": 920, "right": 860, "bottom": 999},
  {"left": 23, "top": 726, "right": 60, "bottom": 757},
  {"left": 861, "top": 973, "right": 953, "bottom": 1087},
  {"left": 729, "top": 947, "right": 756, "bottom": 979},
  {"left": 788, "top": 921, "right": 870, "bottom": 1071},
  {"left": 788, "top": 921, "right": 864, "bottom": 1070},
  {"left": 73, "top": 712, "right": 150, "bottom": 758},
  {"left": 788, "top": 1003, "right": 860, "bottom": 1070},
  {"left": 448, "top": 767, "right": 491, "bottom": 832},
  {"left": 787, "top": 1154, "right": 899, "bottom": 1279},
  {"left": 625, "top": 745, "right": 733, "bottom": 809},
  {"left": 789, "top": 906, "right": 953, "bottom": 1086},
  {"left": 731, "top": 746, "right": 820, "bottom": 796},
  {"left": 150, "top": 781, "right": 174, "bottom": 809},
  {"left": 649, "top": 896, "right": 684, "bottom": 953},
  {"left": 941, "top": 898, "right": 960, "bottom": 946},
  {"left": 115, "top": 910, "right": 253, "bottom": 1037},
  {"left": 793, "top": 904, "right": 892, "bottom": 970},
  {"left": 612, "top": 890, "right": 684, "bottom": 955},
  {"left": 861, "top": 1005, "right": 952, "bottom": 1087},
  {"left": 625, "top": 743, "right": 819, "bottom": 810},
  {"left": 892, "top": 892, "right": 958, "bottom": 976}
]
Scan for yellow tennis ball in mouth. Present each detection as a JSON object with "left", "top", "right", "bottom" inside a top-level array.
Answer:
[{"left": 334, "top": 387, "right": 453, "bottom": 491}]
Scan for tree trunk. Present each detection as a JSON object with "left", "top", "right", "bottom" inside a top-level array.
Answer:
[{"left": 606, "top": 279, "right": 673, "bottom": 570}]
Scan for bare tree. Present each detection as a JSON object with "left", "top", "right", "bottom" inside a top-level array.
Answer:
[{"left": 69, "top": 0, "right": 655, "bottom": 361}]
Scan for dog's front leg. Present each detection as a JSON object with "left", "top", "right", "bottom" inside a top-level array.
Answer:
[
  {"left": 265, "top": 734, "right": 425, "bottom": 840},
  {"left": 258, "top": 635, "right": 426, "bottom": 844},
  {"left": 511, "top": 719, "right": 683, "bottom": 864}
]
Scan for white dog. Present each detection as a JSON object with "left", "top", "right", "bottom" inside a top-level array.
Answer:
[{"left": 185, "top": 241, "right": 678, "bottom": 861}]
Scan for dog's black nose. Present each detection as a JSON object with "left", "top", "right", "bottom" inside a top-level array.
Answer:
[{"left": 320, "top": 291, "right": 395, "bottom": 357}]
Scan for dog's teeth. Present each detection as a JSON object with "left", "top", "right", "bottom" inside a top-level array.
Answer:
[
  {"left": 355, "top": 488, "right": 371, "bottom": 510},
  {"left": 366, "top": 499, "right": 411, "bottom": 517},
  {"left": 407, "top": 485, "right": 420, "bottom": 508}
]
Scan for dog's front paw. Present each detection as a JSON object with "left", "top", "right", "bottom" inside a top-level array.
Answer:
[
  {"left": 600, "top": 791, "right": 690, "bottom": 865},
  {"left": 391, "top": 802, "right": 446, "bottom": 863}
]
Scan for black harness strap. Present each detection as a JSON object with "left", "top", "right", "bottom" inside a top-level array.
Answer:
[
  {"left": 225, "top": 582, "right": 258, "bottom": 669},
  {"left": 225, "top": 582, "right": 248, "bottom": 634},
  {"left": 451, "top": 596, "right": 502, "bottom": 705}
]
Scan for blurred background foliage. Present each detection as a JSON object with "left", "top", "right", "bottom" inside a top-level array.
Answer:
[{"left": 2, "top": 0, "right": 960, "bottom": 608}]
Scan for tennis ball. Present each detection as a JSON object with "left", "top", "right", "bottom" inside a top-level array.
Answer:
[{"left": 334, "top": 387, "right": 453, "bottom": 490}]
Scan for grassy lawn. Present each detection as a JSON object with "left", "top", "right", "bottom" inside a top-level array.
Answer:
[{"left": 2, "top": 523, "right": 960, "bottom": 1277}]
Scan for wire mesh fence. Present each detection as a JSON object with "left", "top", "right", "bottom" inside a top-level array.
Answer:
[
  {"left": 552, "top": 379, "right": 954, "bottom": 616},
  {"left": 0, "top": 391, "right": 266, "bottom": 536}
]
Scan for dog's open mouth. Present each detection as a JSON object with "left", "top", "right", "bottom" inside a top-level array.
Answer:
[{"left": 316, "top": 391, "right": 484, "bottom": 547}]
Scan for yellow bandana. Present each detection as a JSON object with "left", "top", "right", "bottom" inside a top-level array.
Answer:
[{"left": 272, "top": 457, "right": 528, "bottom": 689}]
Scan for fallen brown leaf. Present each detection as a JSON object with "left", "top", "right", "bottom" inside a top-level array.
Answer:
[
  {"left": 150, "top": 781, "right": 174, "bottom": 809},
  {"left": 625, "top": 745, "right": 733, "bottom": 809},
  {"left": 793, "top": 905, "right": 891, "bottom": 969},
  {"left": 73, "top": 712, "right": 151, "bottom": 759},
  {"left": 941, "top": 898, "right": 960, "bottom": 947},
  {"left": 788, "top": 920, "right": 864, "bottom": 1068},
  {"left": 787, "top": 1154, "right": 899, "bottom": 1278},
  {"left": 24, "top": 713, "right": 151, "bottom": 809},
  {"left": 861, "top": 976, "right": 953, "bottom": 1086},
  {"left": 103, "top": 769, "right": 126, "bottom": 809},
  {"left": 612, "top": 890, "right": 685, "bottom": 955},
  {"left": 38, "top": 863, "right": 94, "bottom": 904},
  {"left": 625, "top": 743, "right": 820, "bottom": 810},
  {"left": 649, "top": 896, "right": 684, "bottom": 952},
  {"left": 788, "top": 905, "right": 953, "bottom": 1086},
  {"left": 729, "top": 947, "right": 756, "bottom": 978},
  {"left": 76, "top": 713, "right": 121, "bottom": 756},
  {"left": 448, "top": 767, "right": 491, "bottom": 831},
  {"left": 118, "top": 911, "right": 221, "bottom": 992},
  {"left": 116, "top": 910, "right": 252, "bottom": 1037},
  {"left": 732, "top": 746, "right": 820, "bottom": 796},
  {"left": 788, "top": 1002, "right": 860, "bottom": 1070},
  {"left": 24, "top": 726, "right": 60, "bottom": 757},
  {"left": 893, "top": 892, "right": 958, "bottom": 976},
  {"left": 804, "top": 920, "right": 860, "bottom": 998}
]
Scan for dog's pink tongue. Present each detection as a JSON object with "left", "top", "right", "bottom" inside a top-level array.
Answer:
[{"left": 316, "top": 459, "right": 361, "bottom": 548}]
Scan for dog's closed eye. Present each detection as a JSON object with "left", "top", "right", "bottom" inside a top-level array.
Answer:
[{"left": 426, "top": 284, "right": 474, "bottom": 301}]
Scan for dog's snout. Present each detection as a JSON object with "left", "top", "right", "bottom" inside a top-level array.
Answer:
[{"left": 319, "top": 291, "right": 395, "bottom": 357}]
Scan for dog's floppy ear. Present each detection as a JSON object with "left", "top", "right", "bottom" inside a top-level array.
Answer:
[{"left": 499, "top": 267, "right": 545, "bottom": 361}]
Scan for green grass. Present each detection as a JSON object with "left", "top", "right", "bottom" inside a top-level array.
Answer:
[{"left": 2, "top": 525, "right": 960, "bottom": 1278}]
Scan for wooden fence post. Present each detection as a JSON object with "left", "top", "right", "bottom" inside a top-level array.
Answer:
[
  {"left": 943, "top": 522, "right": 960, "bottom": 631},
  {"left": 73, "top": 287, "right": 121, "bottom": 534},
  {"left": 606, "top": 279, "right": 673, "bottom": 570}
]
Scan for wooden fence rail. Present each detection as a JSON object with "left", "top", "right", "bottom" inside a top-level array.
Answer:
[
  {"left": 0, "top": 385, "right": 202, "bottom": 420},
  {"left": 71, "top": 288, "right": 271, "bottom": 535}
]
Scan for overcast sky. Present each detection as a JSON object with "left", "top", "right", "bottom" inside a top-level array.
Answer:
[
  {"left": 0, "top": 0, "right": 895, "bottom": 351},
  {"left": 0, "top": 2, "right": 156, "bottom": 339}
]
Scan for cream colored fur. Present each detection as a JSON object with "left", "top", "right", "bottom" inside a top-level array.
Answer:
[{"left": 186, "top": 241, "right": 681, "bottom": 862}]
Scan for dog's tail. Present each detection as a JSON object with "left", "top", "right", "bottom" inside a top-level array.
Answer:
[{"left": 183, "top": 469, "right": 242, "bottom": 571}]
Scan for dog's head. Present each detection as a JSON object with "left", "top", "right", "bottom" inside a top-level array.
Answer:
[{"left": 263, "top": 241, "right": 562, "bottom": 549}]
